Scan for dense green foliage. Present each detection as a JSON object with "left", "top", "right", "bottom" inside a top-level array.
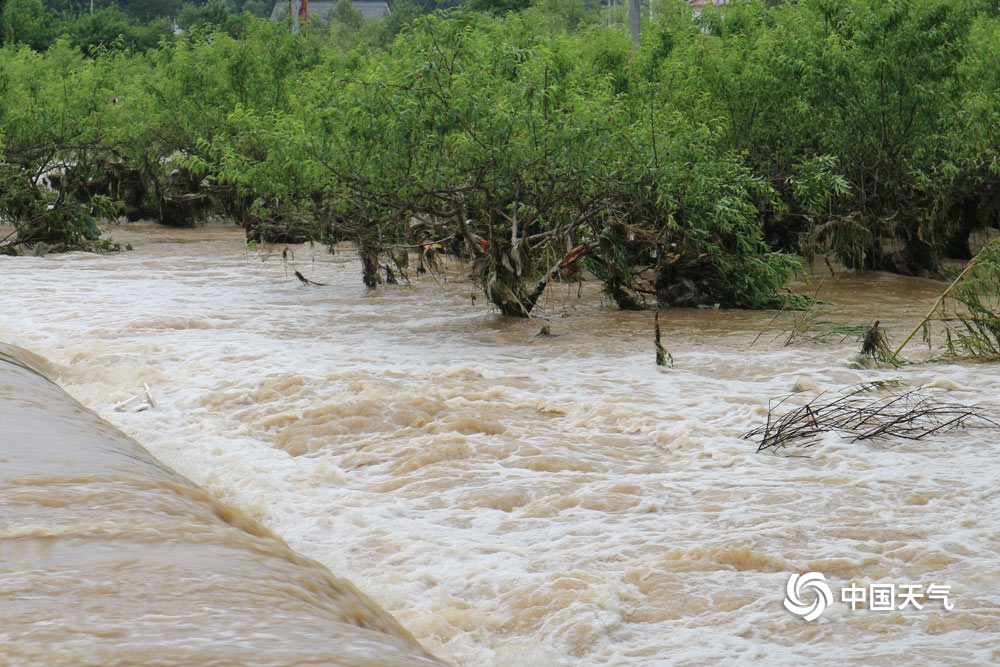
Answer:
[
  {"left": 0, "top": 0, "right": 273, "bottom": 53},
  {"left": 2, "top": 0, "right": 1000, "bottom": 314}
]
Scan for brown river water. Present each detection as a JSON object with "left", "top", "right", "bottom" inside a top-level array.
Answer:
[{"left": 1, "top": 221, "right": 998, "bottom": 665}]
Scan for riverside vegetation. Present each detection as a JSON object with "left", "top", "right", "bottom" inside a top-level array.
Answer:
[{"left": 2, "top": 0, "right": 1000, "bottom": 319}]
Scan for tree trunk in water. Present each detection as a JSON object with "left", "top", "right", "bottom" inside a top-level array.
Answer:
[
  {"left": 943, "top": 197, "right": 979, "bottom": 261},
  {"left": 486, "top": 243, "right": 597, "bottom": 317},
  {"left": 358, "top": 240, "right": 380, "bottom": 289},
  {"left": 887, "top": 216, "right": 937, "bottom": 277}
]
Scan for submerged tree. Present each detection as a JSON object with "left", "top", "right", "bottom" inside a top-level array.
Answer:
[
  {"left": 204, "top": 13, "right": 803, "bottom": 315},
  {"left": 6, "top": 0, "right": 1000, "bottom": 317}
]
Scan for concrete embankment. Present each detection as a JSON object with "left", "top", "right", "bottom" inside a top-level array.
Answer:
[{"left": 0, "top": 343, "right": 444, "bottom": 666}]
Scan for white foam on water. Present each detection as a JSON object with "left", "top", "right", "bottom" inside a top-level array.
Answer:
[{"left": 2, "top": 223, "right": 999, "bottom": 665}]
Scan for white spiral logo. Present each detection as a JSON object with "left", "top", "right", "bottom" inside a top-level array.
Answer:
[{"left": 784, "top": 572, "right": 833, "bottom": 621}]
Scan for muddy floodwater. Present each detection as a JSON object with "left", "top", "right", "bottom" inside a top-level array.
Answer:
[
  {"left": 0, "top": 343, "right": 444, "bottom": 666},
  {"left": 1, "top": 222, "right": 998, "bottom": 665}
]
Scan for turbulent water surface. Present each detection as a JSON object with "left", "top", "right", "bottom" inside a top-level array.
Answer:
[
  {"left": 0, "top": 343, "right": 444, "bottom": 666},
  {"left": 1, "top": 221, "right": 998, "bottom": 665}
]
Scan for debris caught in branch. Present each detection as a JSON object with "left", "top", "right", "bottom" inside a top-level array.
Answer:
[
  {"left": 857, "top": 319, "right": 896, "bottom": 367},
  {"left": 113, "top": 383, "right": 156, "bottom": 413},
  {"left": 654, "top": 310, "right": 673, "bottom": 368},
  {"left": 294, "top": 270, "right": 326, "bottom": 286}
]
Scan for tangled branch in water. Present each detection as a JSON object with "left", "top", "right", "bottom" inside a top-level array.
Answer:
[{"left": 744, "top": 383, "right": 998, "bottom": 453}]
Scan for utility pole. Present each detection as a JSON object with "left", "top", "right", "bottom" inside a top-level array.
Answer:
[
  {"left": 629, "top": 0, "right": 640, "bottom": 44},
  {"left": 290, "top": 0, "right": 308, "bottom": 32}
]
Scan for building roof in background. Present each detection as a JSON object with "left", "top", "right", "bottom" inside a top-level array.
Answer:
[{"left": 269, "top": 1, "right": 392, "bottom": 22}]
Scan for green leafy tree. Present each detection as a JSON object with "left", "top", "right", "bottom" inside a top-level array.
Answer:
[
  {"left": 2, "top": 0, "right": 58, "bottom": 50},
  {"left": 11, "top": 0, "right": 1000, "bottom": 310},
  {"left": 203, "top": 13, "right": 800, "bottom": 313},
  {"left": 335, "top": 0, "right": 363, "bottom": 30},
  {"left": 67, "top": 7, "right": 173, "bottom": 55},
  {"left": 124, "top": 0, "right": 183, "bottom": 21},
  {"left": 178, "top": 0, "right": 232, "bottom": 31},
  {"left": 466, "top": 0, "right": 533, "bottom": 15}
]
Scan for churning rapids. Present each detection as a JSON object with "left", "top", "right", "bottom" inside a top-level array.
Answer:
[{"left": 1, "top": 221, "right": 998, "bottom": 665}]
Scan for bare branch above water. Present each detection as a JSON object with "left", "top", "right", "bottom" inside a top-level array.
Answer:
[{"left": 744, "top": 384, "right": 999, "bottom": 454}]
